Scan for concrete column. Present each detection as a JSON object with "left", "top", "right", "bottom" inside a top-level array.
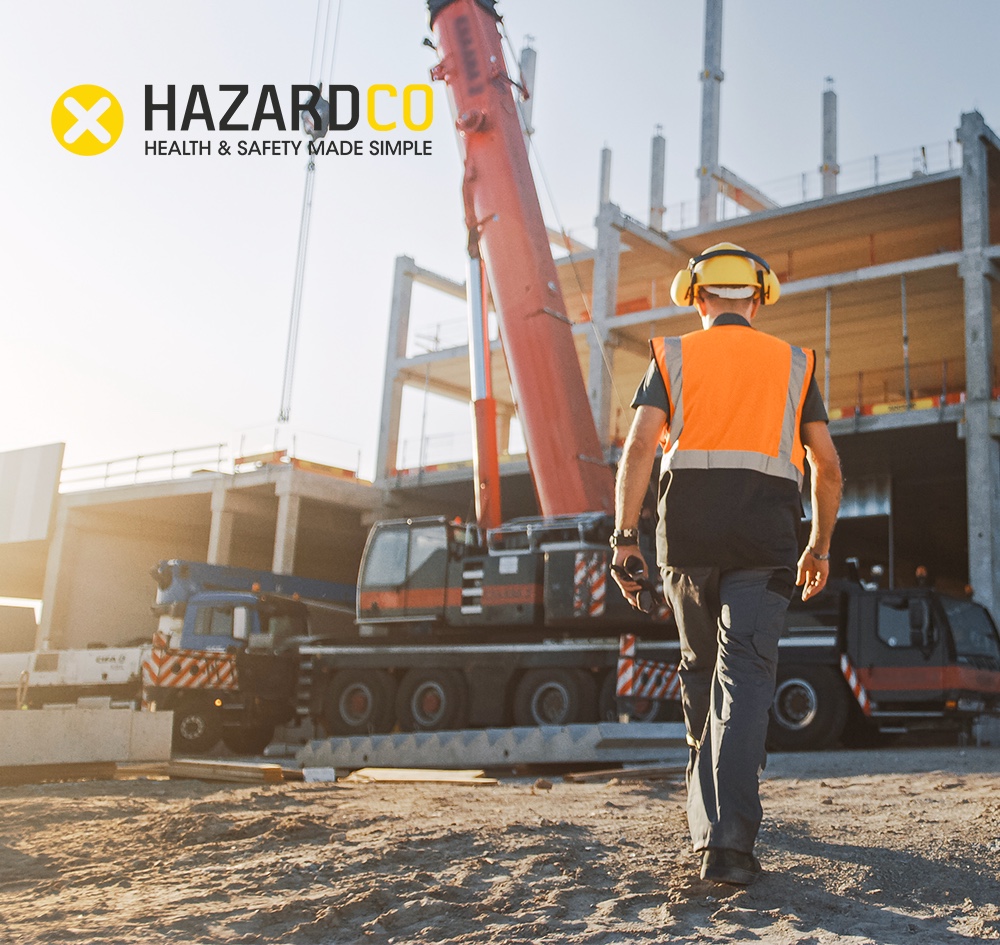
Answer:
[
  {"left": 649, "top": 128, "right": 666, "bottom": 230},
  {"left": 518, "top": 42, "right": 536, "bottom": 139},
  {"left": 207, "top": 483, "right": 237, "bottom": 566},
  {"left": 821, "top": 80, "right": 840, "bottom": 197},
  {"left": 589, "top": 202, "right": 622, "bottom": 450},
  {"left": 374, "top": 256, "right": 415, "bottom": 485},
  {"left": 496, "top": 407, "right": 513, "bottom": 456},
  {"left": 272, "top": 492, "right": 302, "bottom": 575},
  {"left": 957, "top": 110, "right": 1000, "bottom": 618},
  {"left": 37, "top": 504, "right": 71, "bottom": 650},
  {"left": 698, "top": 0, "right": 724, "bottom": 224},
  {"left": 598, "top": 147, "right": 612, "bottom": 207}
]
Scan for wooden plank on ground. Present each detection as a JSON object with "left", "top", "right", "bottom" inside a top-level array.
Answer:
[
  {"left": 118, "top": 759, "right": 286, "bottom": 783},
  {"left": 0, "top": 762, "right": 118, "bottom": 786},
  {"left": 563, "top": 763, "right": 686, "bottom": 784},
  {"left": 341, "top": 767, "right": 498, "bottom": 785}
]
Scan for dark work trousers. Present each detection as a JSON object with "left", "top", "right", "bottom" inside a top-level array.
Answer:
[{"left": 662, "top": 566, "right": 793, "bottom": 854}]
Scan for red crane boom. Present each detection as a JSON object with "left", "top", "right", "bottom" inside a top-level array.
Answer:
[{"left": 429, "top": 0, "right": 615, "bottom": 520}]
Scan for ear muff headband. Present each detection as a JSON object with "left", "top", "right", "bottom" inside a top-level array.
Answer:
[
  {"left": 669, "top": 248, "right": 780, "bottom": 306},
  {"left": 690, "top": 248, "right": 771, "bottom": 273}
]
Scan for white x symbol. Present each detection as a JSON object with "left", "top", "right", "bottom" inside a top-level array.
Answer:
[{"left": 62, "top": 96, "right": 112, "bottom": 144}]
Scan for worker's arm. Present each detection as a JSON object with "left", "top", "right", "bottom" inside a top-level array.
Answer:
[
  {"left": 797, "top": 420, "right": 843, "bottom": 601},
  {"left": 612, "top": 405, "right": 666, "bottom": 608}
]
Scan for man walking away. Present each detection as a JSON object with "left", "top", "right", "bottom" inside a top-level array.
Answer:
[{"left": 609, "top": 242, "right": 842, "bottom": 886}]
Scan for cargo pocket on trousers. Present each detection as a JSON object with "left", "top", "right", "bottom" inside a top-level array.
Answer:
[{"left": 751, "top": 572, "right": 794, "bottom": 665}]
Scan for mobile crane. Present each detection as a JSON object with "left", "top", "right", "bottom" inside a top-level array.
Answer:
[
  {"left": 302, "top": 0, "right": 1000, "bottom": 749},
  {"left": 302, "top": 0, "right": 672, "bottom": 738}
]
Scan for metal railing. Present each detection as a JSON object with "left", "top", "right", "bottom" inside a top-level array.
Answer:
[
  {"left": 60, "top": 430, "right": 366, "bottom": 492},
  {"left": 662, "top": 140, "right": 959, "bottom": 231},
  {"left": 60, "top": 444, "right": 231, "bottom": 492}
]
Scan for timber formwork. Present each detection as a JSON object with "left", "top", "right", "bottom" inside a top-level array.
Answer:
[{"left": 375, "top": 111, "right": 1000, "bottom": 618}]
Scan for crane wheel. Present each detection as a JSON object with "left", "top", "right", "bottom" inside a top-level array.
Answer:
[
  {"left": 513, "top": 668, "right": 592, "bottom": 726},
  {"left": 395, "top": 668, "right": 469, "bottom": 731},
  {"left": 322, "top": 669, "right": 396, "bottom": 736}
]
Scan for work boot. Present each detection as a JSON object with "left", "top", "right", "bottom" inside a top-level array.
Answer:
[{"left": 700, "top": 848, "right": 762, "bottom": 886}]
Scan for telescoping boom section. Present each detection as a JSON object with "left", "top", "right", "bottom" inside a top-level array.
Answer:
[{"left": 428, "top": 0, "right": 615, "bottom": 518}]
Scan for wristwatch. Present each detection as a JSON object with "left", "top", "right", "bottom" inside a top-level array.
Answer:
[
  {"left": 807, "top": 548, "right": 831, "bottom": 561},
  {"left": 610, "top": 528, "right": 639, "bottom": 548}
]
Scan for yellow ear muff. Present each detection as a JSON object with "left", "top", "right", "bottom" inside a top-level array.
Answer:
[
  {"left": 670, "top": 266, "right": 697, "bottom": 306},
  {"left": 758, "top": 266, "right": 781, "bottom": 304}
]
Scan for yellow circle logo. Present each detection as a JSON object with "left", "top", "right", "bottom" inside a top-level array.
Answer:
[{"left": 51, "top": 85, "right": 124, "bottom": 155}]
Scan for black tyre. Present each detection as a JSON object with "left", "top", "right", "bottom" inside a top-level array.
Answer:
[
  {"left": 322, "top": 669, "right": 396, "bottom": 736},
  {"left": 395, "top": 669, "right": 469, "bottom": 731},
  {"left": 171, "top": 698, "right": 222, "bottom": 754},
  {"left": 767, "top": 664, "right": 849, "bottom": 751},
  {"left": 513, "top": 668, "right": 590, "bottom": 726},
  {"left": 597, "top": 671, "right": 681, "bottom": 723},
  {"left": 221, "top": 722, "right": 276, "bottom": 756}
]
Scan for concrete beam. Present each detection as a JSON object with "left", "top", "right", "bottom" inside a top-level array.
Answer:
[
  {"left": 780, "top": 251, "right": 964, "bottom": 296},
  {"left": 612, "top": 208, "right": 681, "bottom": 257},
  {"left": 828, "top": 401, "right": 966, "bottom": 436},
  {"left": 403, "top": 261, "right": 467, "bottom": 301},
  {"left": 672, "top": 168, "right": 961, "bottom": 241},
  {"left": 713, "top": 165, "right": 779, "bottom": 212},
  {"left": 547, "top": 226, "right": 591, "bottom": 254}
]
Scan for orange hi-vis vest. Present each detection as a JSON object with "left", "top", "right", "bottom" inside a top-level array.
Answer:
[{"left": 651, "top": 326, "right": 815, "bottom": 487}]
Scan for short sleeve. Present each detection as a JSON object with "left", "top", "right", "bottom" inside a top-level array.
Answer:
[
  {"left": 800, "top": 376, "right": 828, "bottom": 424},
  {"left": 631, "top": 359, "right": 671, "bottom": 423}
]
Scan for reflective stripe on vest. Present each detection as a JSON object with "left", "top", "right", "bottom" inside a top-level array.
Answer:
[{"left": 651, "top": 328, "right": 814, "bottom": 486}]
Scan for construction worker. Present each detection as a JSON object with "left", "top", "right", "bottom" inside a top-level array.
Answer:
[{"left": 610, "top": 242, "right": 842, "bottom": 886}]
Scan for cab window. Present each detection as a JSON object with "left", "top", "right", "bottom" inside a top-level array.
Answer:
[
  {"left": 942, "top": 598, "right": 1000, "bottom": 664},
  {"left": 361, "top": 524, "right": 448, "bottom": 587},
  {"left": 362, "top": 527, "right": 408, "bottom": 587},
  {"left": 876, "top": 597, "right": 929, "bottom": 649},
  {"left": 408, "top": 525, "right": 447, "bottom": 578},
  {"left": 194, "top": 606, "right": 234, "bottom": 638},
  {"left": 193, "top": 606, "right": 251, "bottom": 640}
]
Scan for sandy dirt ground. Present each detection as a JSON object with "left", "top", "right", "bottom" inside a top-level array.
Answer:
[{"left": 1, "top": 746, "right": 999, "bottom": 944}]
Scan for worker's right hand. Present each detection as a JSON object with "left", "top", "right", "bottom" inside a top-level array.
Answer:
[{"left": 610, "top": 546, "right": 647, "bottom": 610}]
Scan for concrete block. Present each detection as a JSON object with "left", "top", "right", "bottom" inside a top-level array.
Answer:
[
  {"left": 297, "top": 722, "right": 688, "bottom": 770},
  {"left": 1, "top": 708, "right": 173, "bottom": 767}
]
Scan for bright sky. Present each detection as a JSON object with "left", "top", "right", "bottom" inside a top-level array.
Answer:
[{"left": 2, "top": 0, "right": 999, "bottom": 480}]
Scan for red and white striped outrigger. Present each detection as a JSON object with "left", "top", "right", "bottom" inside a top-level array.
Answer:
[
  {"left": 573, "top": 552, "right": 607, "bottom": 617},
  {"left": 840, "top": 652, "right": 873, "bottom": 716},
  {"left": 141, "top": 630, "right": 239, "bottom": 706},
  {"left": 616, "top": 633, "right": 681, "bottom": 702}
]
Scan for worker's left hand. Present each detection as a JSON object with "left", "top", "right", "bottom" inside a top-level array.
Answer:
[{"left": 796, "top": 550, "right": 829, "bottom": 601}]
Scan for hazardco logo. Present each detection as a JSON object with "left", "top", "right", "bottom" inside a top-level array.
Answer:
[{"left": 51, "top": 85, "right": 124, "bottom": 155}]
